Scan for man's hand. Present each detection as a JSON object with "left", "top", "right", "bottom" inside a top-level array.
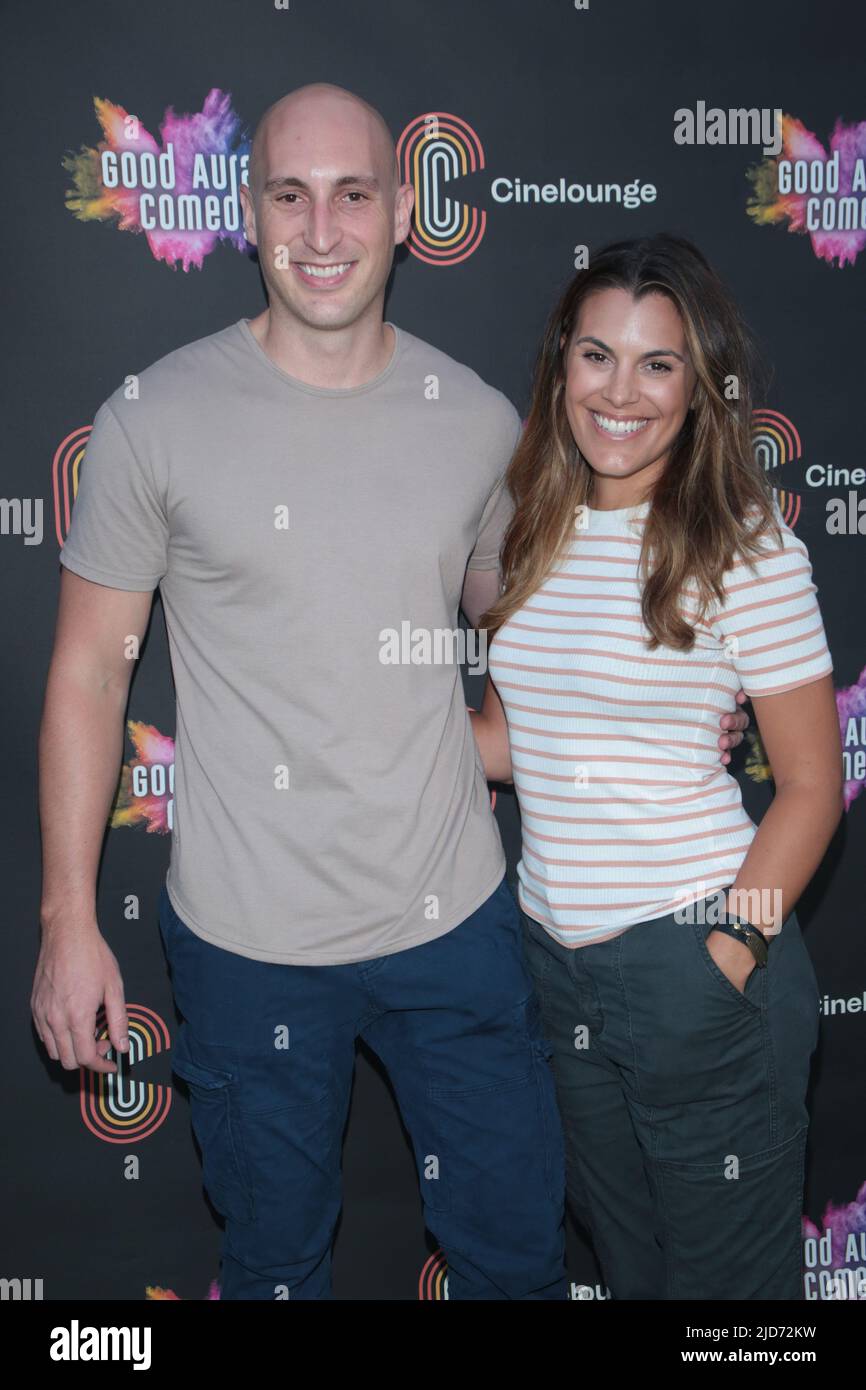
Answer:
[
  {"left": 31, "top": 921, "right": 129, "bottom": 1074},
  {"left": 718, "top": 688, "right": 750, "bottom": 766},
  {"left": 705, "top": 927, "right": 755, "bottom": 994}
]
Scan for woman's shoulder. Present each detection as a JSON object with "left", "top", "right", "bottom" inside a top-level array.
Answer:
[
  {"left": 708, "top": 500, "right": 821, "bottom": 632},
  {"left": 731, "top": 498, "right": 811, "bottom": 571}
]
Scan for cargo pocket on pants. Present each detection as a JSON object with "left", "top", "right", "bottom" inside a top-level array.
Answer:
[
  {"left": 171, "top": 1029, "right": 255, "bottom": 1226},
  {"left": 653, "top": 1125, "right": 808, "bottom": 1299}
]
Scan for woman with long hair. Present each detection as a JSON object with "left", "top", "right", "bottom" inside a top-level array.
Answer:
[{"left": 471, "top": 233, "right": 843, "bottom": 1299}]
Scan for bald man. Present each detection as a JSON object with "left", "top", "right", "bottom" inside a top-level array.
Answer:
[{"left": 37, "top": 83, "right": 747, "bottom": 1299}]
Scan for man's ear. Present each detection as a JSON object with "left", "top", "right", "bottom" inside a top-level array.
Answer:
[
  {"left": 394, "top": 181, "right": 415, "bottom": 246},
  {"left": 240, "top": 183, "right": 258, "bottom": 248}
]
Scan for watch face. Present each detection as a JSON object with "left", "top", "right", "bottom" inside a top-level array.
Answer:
[{"left": 732, "top": 921, "right": 767, "bottom": 965}]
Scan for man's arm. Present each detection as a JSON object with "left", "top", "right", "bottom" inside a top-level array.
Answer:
[
  {"left": 33, "top": 570, "right": 155, "bottom": 1074},
  {"left": 461, "top": 566, "right": 513, "bottom": 782},
  {"left": 460, "top": 564, "right": 500, "bottom": 630},
  {"left": 470, "top": 675, "right": 513, "bottom": 783}
]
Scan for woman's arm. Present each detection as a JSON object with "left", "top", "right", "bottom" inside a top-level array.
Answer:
[
  {"left": 708, "top": 673, "right": 844, "bottom": 987},
  {"left": 469, "top": 676, "right": 513, "bottom": 783}
]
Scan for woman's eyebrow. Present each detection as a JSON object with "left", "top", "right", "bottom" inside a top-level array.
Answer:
[{"left": 572, "top": 335, "right": 687, "bottom": 363}]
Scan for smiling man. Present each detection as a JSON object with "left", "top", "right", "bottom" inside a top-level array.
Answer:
[
  {"left": 242, "top": 86, "right": 406, "bottom": 381},
  {"left": 35, "top": 83, "right": 748, "bottom": 1301}
]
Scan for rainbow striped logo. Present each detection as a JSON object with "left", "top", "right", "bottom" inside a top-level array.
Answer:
[
  {"left": 751, "top": 407, "right": 803, "bottom": 527},
  {"left": 418, "top": 1250, "right": 449, "bottom": 1299},
  {"left": 397, "top": 113, "right": 486, "bottom": 266},
  {"left": 52, "top": 425, "right": 91, "bottom": 547},
  {"left": 80, "top": 1004, "right": 173, "bottom": 1143}
]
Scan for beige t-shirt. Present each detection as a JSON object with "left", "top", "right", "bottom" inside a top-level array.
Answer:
[{"left": 59, "top": 318, "right": 520, "bottom": 963}]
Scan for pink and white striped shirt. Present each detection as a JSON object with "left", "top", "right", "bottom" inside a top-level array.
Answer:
[{"left": 487, "top": 500, "right": 833, "bottom": 947}]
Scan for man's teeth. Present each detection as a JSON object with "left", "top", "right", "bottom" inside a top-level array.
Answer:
[
  {"left": 297, "top": 262, "right": 352, "bottom": 278},
  {"left": 591, "top": 411, "right": 649, "bottom": 436}
]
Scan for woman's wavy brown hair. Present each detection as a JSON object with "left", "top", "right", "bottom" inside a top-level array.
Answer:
[{"left": 480, "top": 233, "right": 782, "bottom": 649}]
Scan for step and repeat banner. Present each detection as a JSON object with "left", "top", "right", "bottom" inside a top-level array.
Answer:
[{"left": 5, "top": 0, "right": 865, "bottom": 1301}]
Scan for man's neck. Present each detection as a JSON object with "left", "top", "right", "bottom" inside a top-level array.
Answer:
[{"left": 246, "top": 306, "right": 394, "bottom": 390}]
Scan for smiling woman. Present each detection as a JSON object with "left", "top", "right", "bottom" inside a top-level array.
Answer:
[
  {"left": 474, "top": 232, "right": 843, "bottom": 1300},
  {"left": 562, "top": 288, "right": 696, "bottom": 508}
]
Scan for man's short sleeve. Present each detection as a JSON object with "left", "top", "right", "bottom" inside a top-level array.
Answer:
[
  {"left": 708, "top": 521, "right": 833, "bottom": 697},
  {"left": 58, "top": 402, "right": 169, "bottom": 591},
  {"left": 466, "top": 411, "right": 520, "bottom": 571}
]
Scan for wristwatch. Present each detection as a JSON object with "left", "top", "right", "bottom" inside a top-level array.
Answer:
[{"left": 712, "top": 916, "right": 769, "bottom": 968}]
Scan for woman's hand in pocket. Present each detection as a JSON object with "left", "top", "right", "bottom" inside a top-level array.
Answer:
[{"left": 705, "top": 929, "right": 755, "bottom": 994}]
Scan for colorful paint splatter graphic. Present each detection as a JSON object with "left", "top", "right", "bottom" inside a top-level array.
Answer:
[
  {"left": 837, "top": 664, "right": 866, "bottom": 810},
  {"left": 744, "top": 728, "right": 772, "bottom": 784},
  {"left": 743, "top": 667, "right": 865, "bottom": 811},
  {"left": 63, "top": 89, "right": 251, "bottom": 271},
  {"left": 147, "top": 1279, "right": 221, "bottom": 1300},
  {"left": 747, "top": 114, "right": 866, "bottom": 267},
  {"left": 111, "top": 721, "right": 175, "bottom": 832},
  {"left": 803, "top": 1180, "right": 866, "bottom": 1299}
]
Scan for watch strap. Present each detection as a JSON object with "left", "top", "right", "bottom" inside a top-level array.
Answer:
[{"left": 713, "top": 918, "right": 769, "bottom": 967}]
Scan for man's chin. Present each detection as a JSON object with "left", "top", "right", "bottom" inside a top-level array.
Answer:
[{"left": 278, "top": 295, "right": 373, "bottom": 333}]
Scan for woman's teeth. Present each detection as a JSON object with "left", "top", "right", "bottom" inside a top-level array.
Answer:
[{"left": 591, "top": 411, "right": 650, "bottom": 436}]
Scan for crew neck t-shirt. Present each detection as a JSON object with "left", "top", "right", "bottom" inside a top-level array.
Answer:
[
  {"left": 487, "top": 499, "right": 833, "bottom": 947},
  {"left": 59, "top": 318, "right": 521, "bottom": 964}
]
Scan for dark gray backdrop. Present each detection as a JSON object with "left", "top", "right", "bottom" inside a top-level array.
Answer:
[{"left": 4, "top": 0, "right": 864, "bottom": 1301}]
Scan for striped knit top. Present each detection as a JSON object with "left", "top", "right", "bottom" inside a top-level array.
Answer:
[{"left": 487, "top": 500, "right": 833, "bottom": 947}]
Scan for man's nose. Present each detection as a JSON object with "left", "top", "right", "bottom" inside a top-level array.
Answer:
[{"left": 303, "top": 199, "right": 343, "bottom": 256}]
